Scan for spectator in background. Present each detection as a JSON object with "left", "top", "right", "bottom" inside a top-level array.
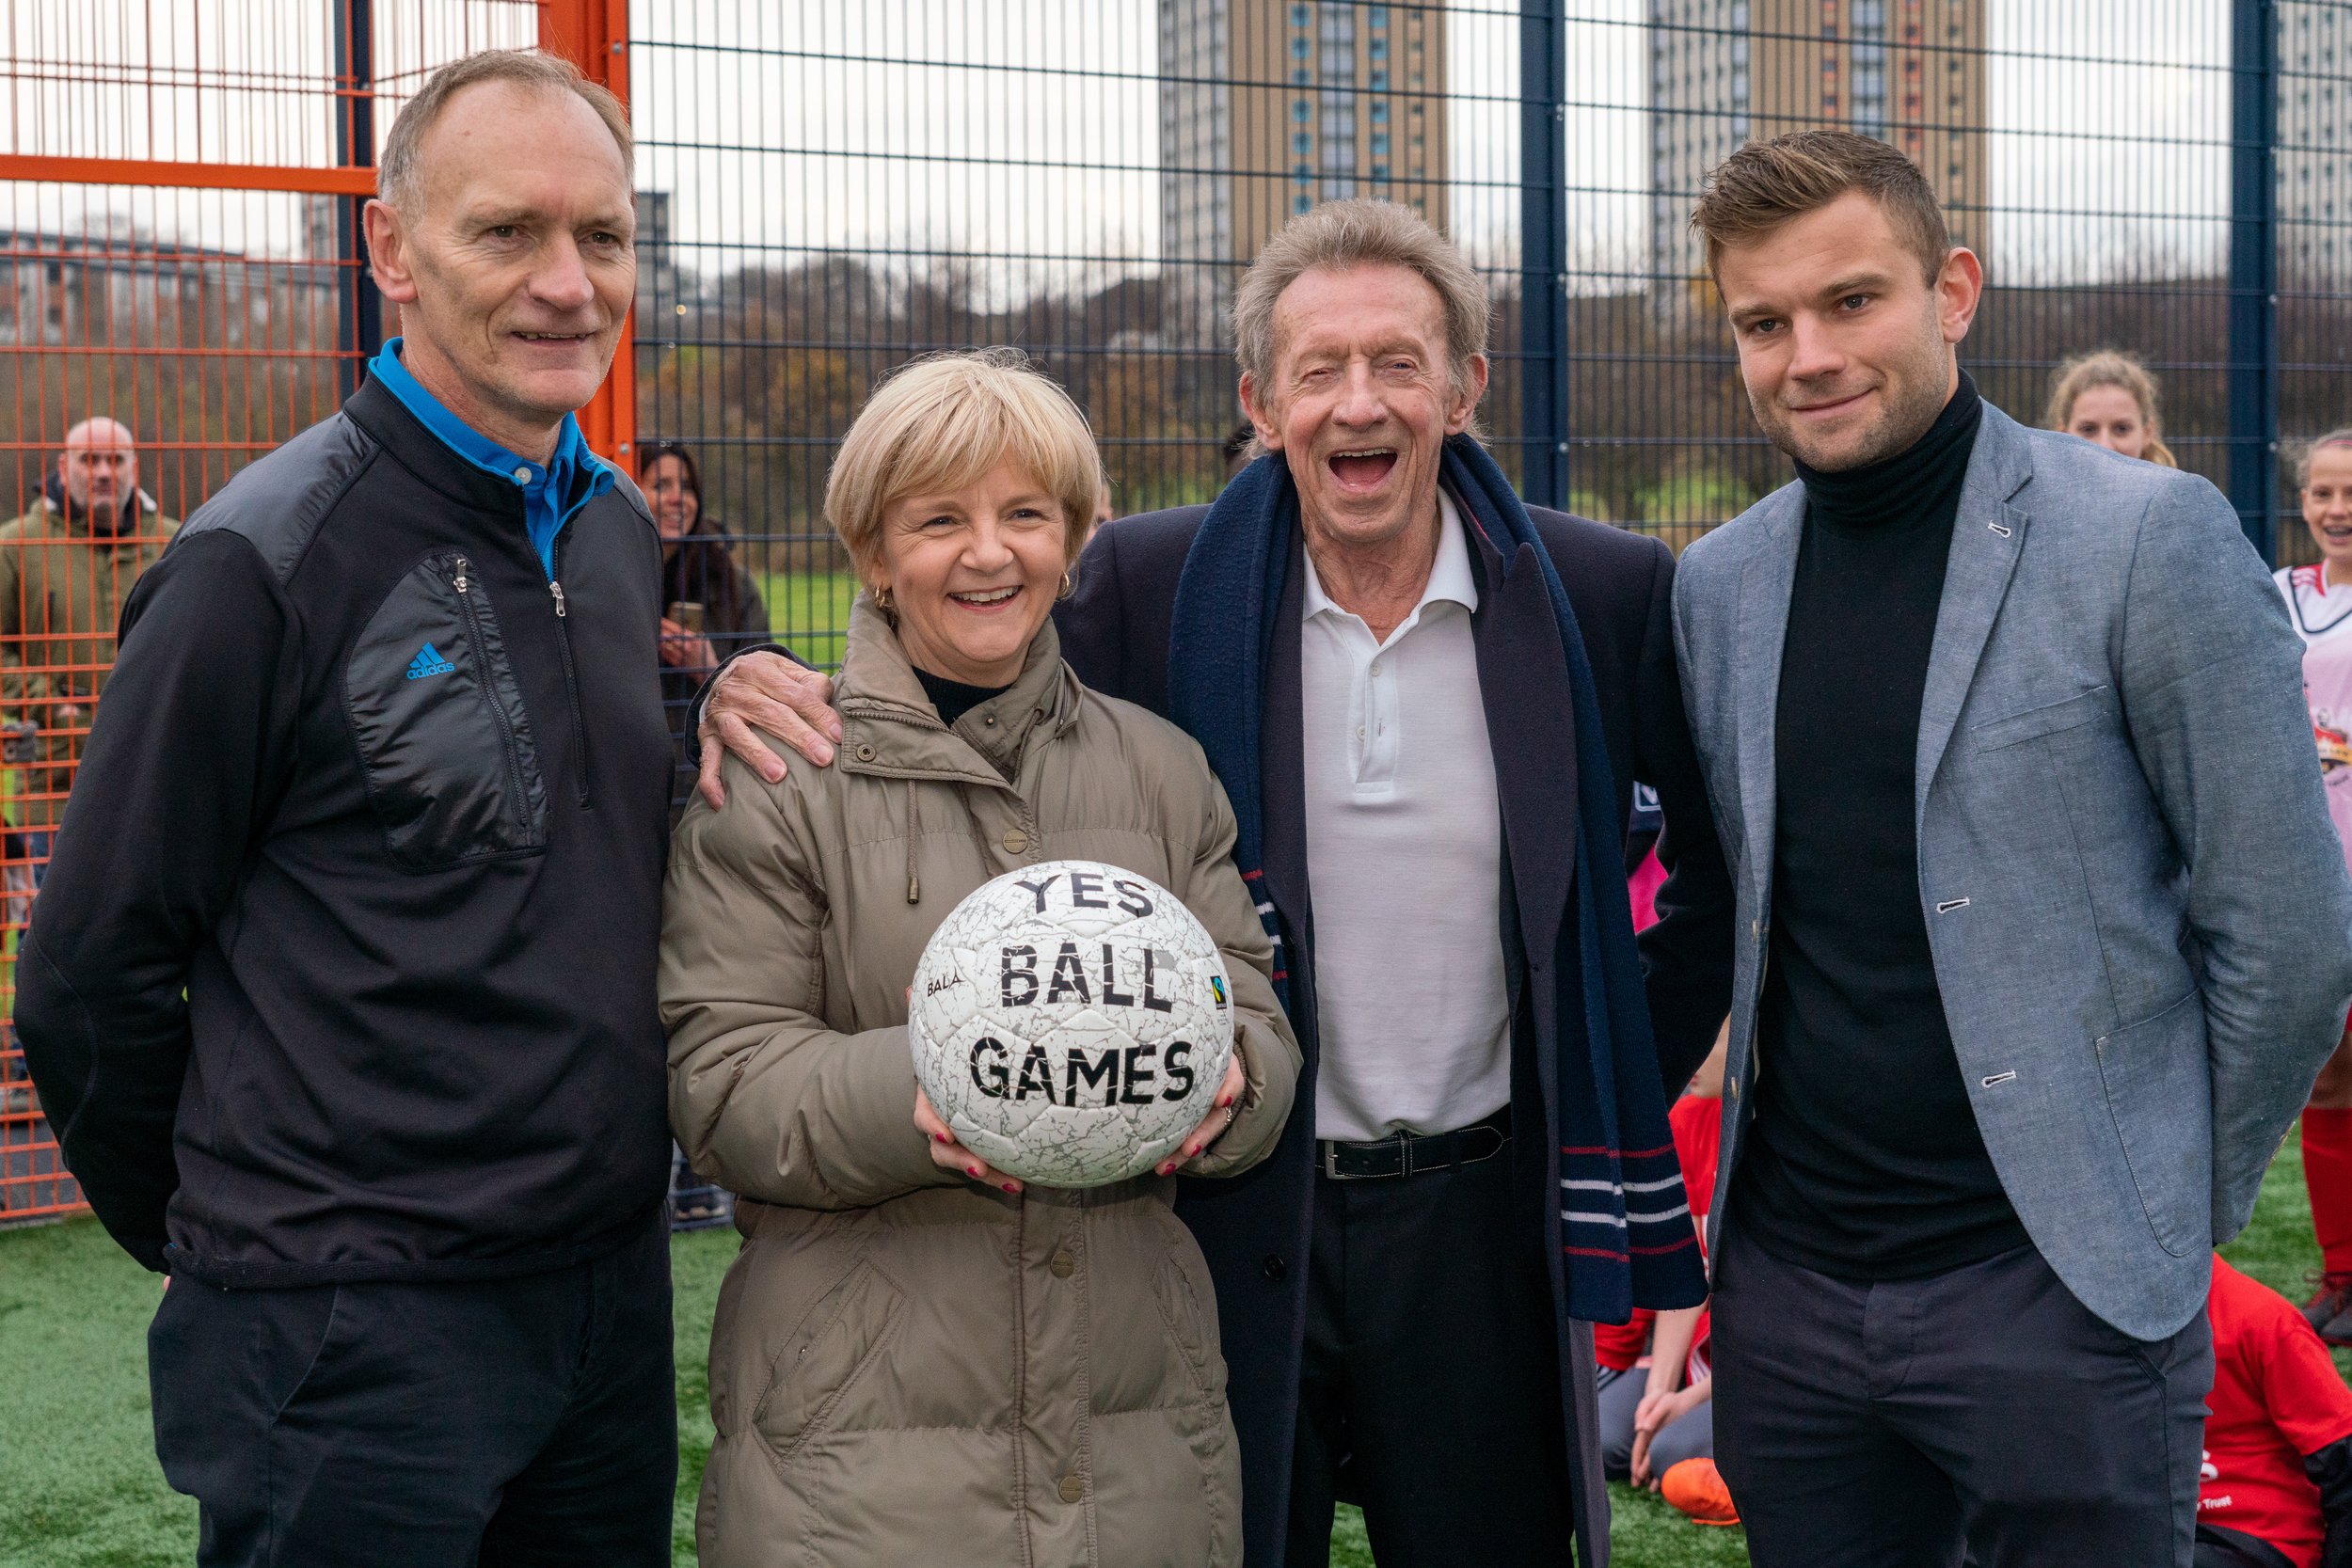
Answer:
[
  {"left": 2046, "top": 350, "right": 2179, "bottom": 467},
  {"left": 2198, "top": 1255, "right": 2352, "bottom": 1568},
  {"left": 1219, "top": 418, "right": 1256, "bottom": 482},
  {"left": 639, "top": 440, "right": 769, "bottom": 798},
  {"left": 0, "top": 417, "right": 177, "bottom": 879},
  {"left": 2278, "top": 429, "right": 2352, "bottom": 1345}
]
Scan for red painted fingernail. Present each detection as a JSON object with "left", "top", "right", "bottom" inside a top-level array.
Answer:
[
  {"left": 934, "top": 1132, "right": 949, "bottom": 1143},
  {"left": 967, "top": 1164, "right": 983, "bottom": 1177},
  {"left": 1002, "top": 1182, "right": 1020, "bottom": 1194}
]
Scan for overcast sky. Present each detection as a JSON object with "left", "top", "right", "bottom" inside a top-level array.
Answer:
[{"left": 0, "top": 1, "right": 2265, "bottom": 294}]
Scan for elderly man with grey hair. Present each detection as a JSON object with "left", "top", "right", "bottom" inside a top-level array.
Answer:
[
  {"left": 694, "top": 199, "right": 1737, "bottom": 1568},
  {"left": 16, "top": 48, "right": 677, "bottom": 1566}
]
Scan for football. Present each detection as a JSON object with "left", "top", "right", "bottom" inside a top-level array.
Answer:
[{"left": 908, "top": 859, "right": 1236, "bottom": 1187}]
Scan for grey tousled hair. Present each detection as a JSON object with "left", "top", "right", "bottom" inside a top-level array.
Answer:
[
  {"left": 377, "top": 49, "right": 633, "bottom": 214},
  {"left": 1230, "top": 199, "right": 1491, "bottom": 421}
]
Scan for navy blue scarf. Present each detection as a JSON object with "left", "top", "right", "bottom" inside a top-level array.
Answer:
[{"left": 1167, "top": 437, "right": 1707, "bottom": 1323}]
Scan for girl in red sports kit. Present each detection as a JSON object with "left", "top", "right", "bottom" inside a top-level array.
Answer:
[
  {"left": 2280, "top": 431, "right": 2352, "bottom": 1344},
  {"left": 2198, "top": 1256, "right": 2352, "bottom": 1568}
]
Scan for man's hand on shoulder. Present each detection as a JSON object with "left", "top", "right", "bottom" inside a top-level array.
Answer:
[{"left": 696, "top": 651, "right": 844, "bottom": 809}]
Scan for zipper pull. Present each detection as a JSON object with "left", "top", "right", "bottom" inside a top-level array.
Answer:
[
  {"left": 549, "top": 580, "right": 566, "bottom": 618},
  {"left": 453, "top": 557, "right": 469, "bottom": 594}
]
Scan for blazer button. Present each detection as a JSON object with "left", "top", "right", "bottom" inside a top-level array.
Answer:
[
  {"left": 1262, "top": 1254, "right": 1287, "bottom": 1282},
  {"left": 1003, "top": 827, "right": 1030, "bottom": 855},
  {"left": 1058, "top": 1475, "right": 1085, "bottom": 1504},
  {"left": 1050, "top": 1249, "right": 1076, "bottom": 1278}
]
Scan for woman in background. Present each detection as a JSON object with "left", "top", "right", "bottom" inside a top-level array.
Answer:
[
  {"left": 639, "top": 441, "right": 771, "bottom": 802},
  {"left": 2044, "top": 350, "right": 2179, "bottom": 467},
  {"left": 2283, "top": 430, "right": 2352, "bottom": 1348}
]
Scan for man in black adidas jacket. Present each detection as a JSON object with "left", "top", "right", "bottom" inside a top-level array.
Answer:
[{"left": 14, "top": 51, "right": 676, "bottom": 1566}]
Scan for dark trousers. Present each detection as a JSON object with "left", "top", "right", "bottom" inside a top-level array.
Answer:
[
  {"left": 149, "top": 1216, "right": 676, "bottom": 1568},
  {"left": 1711, "top": 1222, "right": 2212, "bottom": 1568},
  {"left": 1283, "top": 1141, "right": 1576, "bottom": 1568}
]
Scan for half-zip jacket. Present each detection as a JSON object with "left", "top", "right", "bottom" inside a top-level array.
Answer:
[{"left": 14, "top": 372, "right": 675, "bottom": 1284}]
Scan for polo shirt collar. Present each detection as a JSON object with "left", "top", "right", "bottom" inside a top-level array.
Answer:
[
  {"left": 370, "top": 338, "right": 613, "bottom": 574},
  {"left": 1301, "top": 487, "right": 1479, "bottom": 626}
]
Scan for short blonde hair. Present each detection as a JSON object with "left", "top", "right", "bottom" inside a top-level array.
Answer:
[
  {"left": 1232, "top": 198, "right": 1490, "bottom": 404},
  {"left": 825, "top": 349, "right": 1104, "bottom": 578},
  {"left": 2299, "top": 428, "right": 2352, "bottom": 487},
  {"left": 2045, "top": 350, "right": 2178, "bottom": 468},
  {"left": 380, "top": 50, "right": 631, "bottom": 214}
]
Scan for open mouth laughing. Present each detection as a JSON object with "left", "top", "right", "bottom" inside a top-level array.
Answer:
[{"left": 1327, "top": 447, "right": 1400, "bottom": 492}]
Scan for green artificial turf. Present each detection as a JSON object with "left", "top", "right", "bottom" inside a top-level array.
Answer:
[{"left": 5, "top": 1132, "right": 2339, "bottom": 1568}]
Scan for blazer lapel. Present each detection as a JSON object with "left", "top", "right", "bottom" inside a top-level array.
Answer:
[
  {"left": 1732, "top": 486, "right": 1805, "bottom": 903},
  {"left": 1915, "top": 407, "right": 2034, "bottom": 812},
  {"left": 1477, "top": 538, "right": 1580, "bottom": 965},
  {"left": 1260, "top": 527, "right": 1312, "bottom": 967}
]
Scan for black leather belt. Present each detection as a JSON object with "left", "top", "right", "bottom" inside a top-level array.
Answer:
[{"left": 1317, "top": 1107, "right": 1511, "bottom": 1180}]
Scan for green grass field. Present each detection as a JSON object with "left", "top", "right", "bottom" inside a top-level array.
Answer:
[{"left": 1, "top": 1138, "right": 2336, "bottom": 1568}]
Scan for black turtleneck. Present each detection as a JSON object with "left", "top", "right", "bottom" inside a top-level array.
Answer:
[
  {"left": 1733, "top": 372, "right": 2030, "bottom": 1282},
  {"left": 914, "top": 666, "right": 1011, "bottom": 729}
]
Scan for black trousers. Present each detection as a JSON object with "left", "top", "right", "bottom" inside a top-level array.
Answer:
[
  {"left": 1283, "top": 1141, "right": 1577, "bottom": 1568},
  {"left": 149, "top": 1215, "right": 675, "bottom": 1568},
  {"left": 1711, "top": 1222, "right": 2212, "bottom": 1568}
]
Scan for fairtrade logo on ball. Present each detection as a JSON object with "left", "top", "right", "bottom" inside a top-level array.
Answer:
[{"left": 909, "top": 859, "right": 1235, "bottom": 1188}]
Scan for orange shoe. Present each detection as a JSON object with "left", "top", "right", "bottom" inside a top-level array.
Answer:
[{"left": 1661, "top": 1458, "right": 1740, "bottom": 1527}]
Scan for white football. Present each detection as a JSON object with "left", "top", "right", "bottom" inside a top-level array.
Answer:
[{"left": 908, "top": 859, "right": 1235, "bottom": 1188}]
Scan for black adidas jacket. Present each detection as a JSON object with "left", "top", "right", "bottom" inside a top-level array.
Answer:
[{"left": 14, "top": 377, "right": 675, "bottom": 1285}]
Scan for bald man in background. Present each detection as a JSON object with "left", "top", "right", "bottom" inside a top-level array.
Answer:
[{"left": 0, "top": 417, "right": 176, "bottom": 874}]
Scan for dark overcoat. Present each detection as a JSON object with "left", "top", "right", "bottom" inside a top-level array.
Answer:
[{"left": 1055, "top": 499, "right": 1736, "bottom": 1567}]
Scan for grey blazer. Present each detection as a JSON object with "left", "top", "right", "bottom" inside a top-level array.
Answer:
[{"left": 1673, "top": 404, "right": 2352, "bottom": 1340}]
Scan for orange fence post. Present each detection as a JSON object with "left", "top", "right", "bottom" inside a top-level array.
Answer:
[{"left": 539, "top": 0, "right": 636, "bottom": 474}]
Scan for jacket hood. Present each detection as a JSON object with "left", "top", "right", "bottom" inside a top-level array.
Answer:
[{"left": 834, "top": 593, "right": 1080, "bottom": 784}]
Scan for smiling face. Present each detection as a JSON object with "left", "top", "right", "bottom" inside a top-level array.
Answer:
[
  {"left": 362, "top": 80, "right": 634, "bottom": 460},
  {"left": 644, "top": 454, "right": 698, "bottom": 546},
  {"left": 871, "top": 455, "right": 1070, "bottom": 689},
  {"left": 2306, "top": 444, "right": 2352, "bottom": 582},
  {"left": 2066, "top": 384, "right": 2153, "bottom": 462},
  {"left": 1238, "top": 262, "right": 1486, "bottom": 560},
  {"left": 1716, "top": 189, "right": 1982, "bottom": 473}
]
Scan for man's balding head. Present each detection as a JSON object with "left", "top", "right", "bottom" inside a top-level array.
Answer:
[
  {"left": 59, "top": 418, "right": 137, "bottom": 514},
  {"left": 361, "top": 50, "right": 636, "bottom": 462}
]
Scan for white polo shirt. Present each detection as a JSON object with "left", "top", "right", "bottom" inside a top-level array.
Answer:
[{"left": 1301, "top": 491, "right": 1512, "bottom": 1142}]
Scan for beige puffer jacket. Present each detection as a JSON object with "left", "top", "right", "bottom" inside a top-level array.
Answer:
[{"left": 661, "top": 598, "right": 1300, "bottom": 1568}]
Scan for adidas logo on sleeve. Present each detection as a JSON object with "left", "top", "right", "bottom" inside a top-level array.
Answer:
[{"left": 405, "top": 642, "right": 454, "bottom": 680}]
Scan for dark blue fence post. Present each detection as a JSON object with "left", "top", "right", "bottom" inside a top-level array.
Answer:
[
  {"left": 2229, "top": 0, "right": 2279, "bottom": 562},
  {"left": 334, "top": 0, "right": 380, "bottom": 402},
  {"left": 1520, "top": 0, "right": 1567, "bottom": 508}
]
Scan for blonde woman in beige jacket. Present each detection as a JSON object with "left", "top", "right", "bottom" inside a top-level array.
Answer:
[{"left": 660, "top": 350, "right": 1300, "bottom": 1568}]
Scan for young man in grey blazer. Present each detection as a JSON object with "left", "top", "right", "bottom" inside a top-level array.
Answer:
[{"left": 1675, "top": 128, "right": 2352, "bottom": 1566}]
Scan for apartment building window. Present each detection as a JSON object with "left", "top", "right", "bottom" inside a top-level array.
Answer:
[
  {"left": 1372, "top": 131, "right": 1390, "bottom": 153},
  {"left": 1369, "top": 5, "right": 1387, "bottom": 25},
  {"left": 1371, "top": 100, "right": 1389, "bottom": 122},
  {"left": 1295, "top": 132, "right": 1313, "bottom": 154}
]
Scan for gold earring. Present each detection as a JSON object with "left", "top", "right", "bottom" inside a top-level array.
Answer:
[
  {"left": 874, "top": 584, "right": 894, "bottom": 613},
  {"left": 1057, "top": 571, "right": 1074, "bottom": 600}
]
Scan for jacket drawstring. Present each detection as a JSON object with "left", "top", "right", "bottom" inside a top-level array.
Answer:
[{"left": 905, "top": 779, "right": 920, "bottom": 904}]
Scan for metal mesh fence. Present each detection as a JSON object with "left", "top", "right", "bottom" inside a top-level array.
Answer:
[
  {"left": 0, "top": 0, "right": 538, "bottom": 1222},
  {"left": 1, "top": 1, "right": 2348, "bottom": 1219}
]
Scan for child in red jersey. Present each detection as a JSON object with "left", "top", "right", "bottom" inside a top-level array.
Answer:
[
  {"left": 2199, "top": 1255, "right": 2352, "bottom": 1568},
  {"left": 1597, "top": 1028, "right": 1724, "bottom": 1491}
]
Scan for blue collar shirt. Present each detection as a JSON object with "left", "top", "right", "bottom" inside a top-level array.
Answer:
[{"left": 369, "top": 338, "right": 613, "bottom": 579}]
